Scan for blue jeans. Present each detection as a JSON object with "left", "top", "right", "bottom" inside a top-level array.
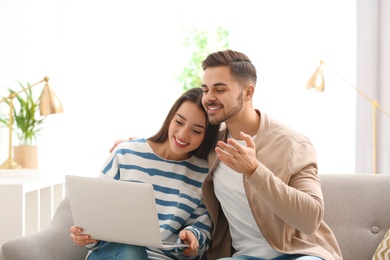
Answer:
[
  {"left": 218, "top": 255, "right": 323, "bottom": 260},
  {"left": 87, "top": 242, "right": 148, "bottom": 260}
]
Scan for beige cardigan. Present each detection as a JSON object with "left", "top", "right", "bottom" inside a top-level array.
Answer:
[{"left": 202, "top": 111, "right": 342, "bottom": 260}]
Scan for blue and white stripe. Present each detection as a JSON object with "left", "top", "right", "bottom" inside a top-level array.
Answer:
[{"left": 95, "top": 138, "right": 211, "bottom": 259}]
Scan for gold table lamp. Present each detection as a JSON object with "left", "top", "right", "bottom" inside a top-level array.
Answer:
[
  {"left": 306, "top": 61, "right": 390, "bottom": 174},
  {"left": 0, "top": 76, "right": 63, "bottom": 169}
]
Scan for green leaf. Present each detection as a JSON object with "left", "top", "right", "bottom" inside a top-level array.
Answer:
[
  {"left": 178, "top": 27, "right": 230, "bottom": 92},
  {"left": 0, "top": 81, "right": 46, "bottom": 145}
]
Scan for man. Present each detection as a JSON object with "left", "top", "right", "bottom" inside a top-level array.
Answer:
[{"left": 200, "top": 49, "right": 342, "bottom": 260}]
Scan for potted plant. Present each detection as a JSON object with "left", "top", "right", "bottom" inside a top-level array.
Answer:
[{"left": 0, "top": 81, "right": 46, "bottom": 169}]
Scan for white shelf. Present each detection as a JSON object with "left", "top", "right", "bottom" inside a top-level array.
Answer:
[{"left": 0, "top": 169, "right": 65, "bottom": 246}]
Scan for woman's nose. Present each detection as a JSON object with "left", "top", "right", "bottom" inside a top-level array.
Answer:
[{"left": 178, "top": 126, "right": 191, "bottom": 140}]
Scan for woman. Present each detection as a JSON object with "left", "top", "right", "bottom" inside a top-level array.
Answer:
[{"left": 70, "top": 88, "right": 220, "bottom": 260}]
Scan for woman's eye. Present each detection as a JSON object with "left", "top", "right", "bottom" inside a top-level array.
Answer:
[
  {"left": 193, "top": 130, "right": 202, "bottom": 135},
  {"left": 175, "top": 120, "right": 184, "bottom": 125}
]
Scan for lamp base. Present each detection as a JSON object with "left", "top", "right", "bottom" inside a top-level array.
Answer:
[{"left": 0, "top": 158, "right": 22, "bottom": 169}]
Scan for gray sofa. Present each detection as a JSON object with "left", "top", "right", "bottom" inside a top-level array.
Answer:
[{"left": 1, "top": 174, "right": 389, "bottom": 260}]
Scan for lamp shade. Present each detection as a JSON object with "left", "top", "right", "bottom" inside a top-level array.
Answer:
[
  {"left": 306, "top": 61, "right": 325, "bottom": 92},
  {"left": 39, "top": 82, "right": 64, "bottom": 116}
]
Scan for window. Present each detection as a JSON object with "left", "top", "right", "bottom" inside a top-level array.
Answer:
[{"left": 0, "top": 0, "right": 358, "bottom": 175}]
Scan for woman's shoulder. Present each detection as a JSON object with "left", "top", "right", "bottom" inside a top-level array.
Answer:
[
  {"left": 185, "top": 156, "right": 209, "bottom": 172},
  {"left": 116, "top": 138, "right": 148, "bottom": 150}
]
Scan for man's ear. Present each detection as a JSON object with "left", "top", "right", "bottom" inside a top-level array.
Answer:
[{"left": 244, "top": 85, "right": 255, "bottom": 101}]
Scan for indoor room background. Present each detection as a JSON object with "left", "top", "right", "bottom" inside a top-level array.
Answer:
[{"left": 0, "top": 0, "right": 388, "bottom": 177}]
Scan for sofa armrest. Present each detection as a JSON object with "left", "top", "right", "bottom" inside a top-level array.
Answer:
[{"left": 0, "top": 197, "right": 88, "bottom": 260}]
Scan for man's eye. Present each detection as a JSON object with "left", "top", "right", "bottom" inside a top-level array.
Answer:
[
  {"left": 217, "top": 89, "right": 225, "bottom": 93},
  {"left": 201, "top": 88, "right": 208, "bottom": 93}
]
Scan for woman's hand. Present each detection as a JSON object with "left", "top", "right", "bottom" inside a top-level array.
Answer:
[
  {"left": 69, "top": 226, "right": 98, "bottom": 247},
  {"left": 178, "top": 230, "right": 199, "bottom": 257}
]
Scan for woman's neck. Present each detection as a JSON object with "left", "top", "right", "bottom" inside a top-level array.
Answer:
[{"left": 147, "top": 139, "right": 190, "bottom": 161}]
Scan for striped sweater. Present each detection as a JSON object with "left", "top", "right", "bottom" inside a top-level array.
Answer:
[{"left": 88, "top": 138, "right": 211, "bottom": 260}]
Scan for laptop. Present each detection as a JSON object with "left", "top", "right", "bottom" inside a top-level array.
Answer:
[{"left": 65, "top": 175, "right": 189, "bottom": 250}]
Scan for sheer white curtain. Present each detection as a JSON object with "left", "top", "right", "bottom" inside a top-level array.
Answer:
[{"left": 356, "top": 0, "right": 390, "bottom": 174}]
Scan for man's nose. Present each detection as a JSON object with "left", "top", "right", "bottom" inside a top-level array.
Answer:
[{"left": 204, "top": 91, "right": 216, "bottom": 101}]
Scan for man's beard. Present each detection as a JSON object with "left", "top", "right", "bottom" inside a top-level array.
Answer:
[{"left": 208, "top": 93, "right": 244, "bottom": 125}]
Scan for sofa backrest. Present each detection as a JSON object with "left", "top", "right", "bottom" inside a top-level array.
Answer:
[{"left": 319, "top": 173, "right": 390, "bottom": 260}]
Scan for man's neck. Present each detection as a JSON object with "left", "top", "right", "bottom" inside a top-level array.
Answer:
[{"left": 225, "top": 109, "right": 260, "bottom": 140}]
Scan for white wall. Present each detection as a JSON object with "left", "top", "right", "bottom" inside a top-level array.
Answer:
[{"left": 0, "top": 0, "right": 357, "bottom": 176}]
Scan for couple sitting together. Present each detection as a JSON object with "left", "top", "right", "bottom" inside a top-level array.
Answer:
[{"left": 70, "top": 49, "right": 342, "bottom": 260}]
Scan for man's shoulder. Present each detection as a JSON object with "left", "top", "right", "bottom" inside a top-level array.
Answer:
[{"left": 262, "top": 113, "right": 312, "bottom": 144}]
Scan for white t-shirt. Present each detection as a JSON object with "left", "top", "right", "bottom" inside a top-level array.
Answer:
[{"left": 212, "top": 135, "right": 282, "bottom": 258}]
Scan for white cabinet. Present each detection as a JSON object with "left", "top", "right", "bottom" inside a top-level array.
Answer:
[{"left": 0, "top": 170, "right": 65, "bottom": 246}]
